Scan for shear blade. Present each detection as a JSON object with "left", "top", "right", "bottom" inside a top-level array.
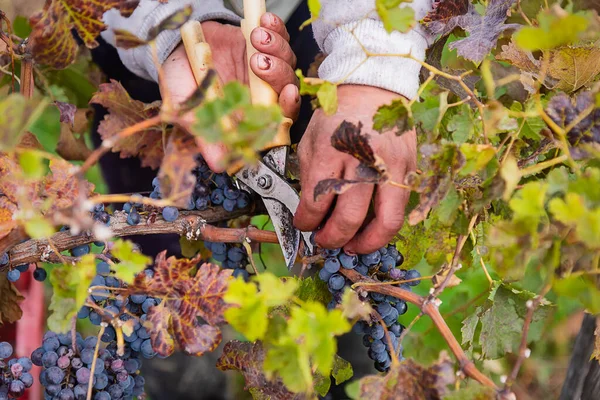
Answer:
[{"left": 262, "top": 198, "right": 301, "bottom": 269}]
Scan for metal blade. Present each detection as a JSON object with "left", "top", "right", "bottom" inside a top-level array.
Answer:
[{"left": 235, "top": 155, "right": 300, "bottom": 269}]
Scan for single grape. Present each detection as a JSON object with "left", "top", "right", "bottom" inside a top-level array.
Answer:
[
  {"left": 328, "top": 274, "right": 345, "bottom": 291},
  {"left": 76, "top": 367, "right": 91, "bottom": 384},
  {"left": 31, "top": 347, "right": 45, "bottom": 366},
  {"left": 162, "top": 206, "right": 179, "bottom": 222},
  {"left": 74, "top": 385, "right": 87, "bottom": 400},
  {"left": 370, "top": 324, "right": 385, "bottom": 340},
  {"left": 376, "top": 302, "right": 393, "bottom": 318},
  {"left": 126, "top": 211, "right": 140, "bottom": 225},
  {"left": 123, "top": 203, "right": 132, "bottom": 213},
  {"left": 405, "top": 269, "right": 421, "bottom": 286},
  {"left": 71, "top": 244, "right": 91, "bottom": 257},
  {"left": 323, "top": 257, "right": 341, "bottom": 274},
  {"left": 223, "top": 198, "right": 236, "bottom": 212},
  {"left": 94, "top": 373, "right": 108, "bottom": 390},
  {"left": 71, "top": 357, "right": 83, "bottom": 370},
  {"left": 195, "top": 196, "right": 209, "bottom": 210},
  {"left": 355, "top": 263, "right": 369, "bottom": 276},
  {"left": 0, "top": 342, "right": 13, "bottom": 359},
  {"left": 395, "top": 301, "right": 408, "bottom": 316},
  {"left": 94, "top": 391, "right": 110, "bottom": 400},
  {"left": 16, "top": 264, "right": 29, "bottom": 273},
  {"left": 380, "top": 255, "right": 395, "bottom": 272},
  {"left": 7, "top": 269, "right": 20, "bottom": 282},
  {"left": 9, "top": 380, "right": 25, "bottom": 397},
  {"left": 96, "top": 262, "right": 111, "bottom": 276},
  {"left": 395, "top": 252, "right": 405, "bottom": 267},
  {"left": 46, "top": 384, "right": 62, "bottom": 396},
  {"left": 20, "top": 372, "right": 33, "bottom": 388},
  {"left": 57, "top": 355, "right": 71, "bottom": 369},
  {"left": 211, "top": 242, "right": 227, "bottom": 255},
  {"left": 370, "top": 292, "right": 385, "bottom": 302},
  {"left": 58, "top": 388, "right": 75, "bottom": 400},
  {"left": 339, "top": 252, "right": 358, "bottom": 269},
  {"left": 237, "top": 192, "right": 250, "bottom": 208},
  {"left": 33, "top": 267, "right": 48, "bottom": 281},
  {"left": 370, "top": 339, "right": 386, "bottom": 354},
  {"left": 0, "top": 253, "right": 8, "bottom": 266},
  {"left": 232, "top": 269, "right": 249, "bottom": 280},
  {"left": 140, "top": 339, "right": 156, "bottom": 358},
  {"left": 141, "top": 298, "right": 157, "bottom": 314},
  {"left": 210, "top": 189, "right": 224, "bottom": 205},
  {"left": 46, "top": 366, "right": 65, "bottom": 385},
  {"left": 42, "top": 351, "right": 59, "bottom": 368},
  {"left": 389, "top": 268, "right": 404, "bottom": 281},
  {"left": 89, "top": 311, "right": 102, "bottom": 326},
  {"left": 43, "top": 337, "right": 60, "bottom": 352},
  {"left": 108, "top": 384, "right": 124, "bottom": 399},
  {"left": 360, "top": 251, "right": 381, "bottom": 266}
]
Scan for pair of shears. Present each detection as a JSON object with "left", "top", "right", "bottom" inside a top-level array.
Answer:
[{"left": 180, "top": 0, "right": 314, "bottom": 269}]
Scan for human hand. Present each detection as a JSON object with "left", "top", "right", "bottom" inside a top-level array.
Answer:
[
  {"left": 161, "top": 13, "right": 300, "bottom": 171},
  {"left": 294, "top": 85, "right": 417, "bottom": 254}
]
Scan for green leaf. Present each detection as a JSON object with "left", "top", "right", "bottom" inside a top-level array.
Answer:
[
  {"left": 443, "top": 382, "right": 496, "bottom": 400},
  {"left": 300, "top": 0, "right": 321, "bottom": 29},
  {"left": 376, "top": 0, "right": 415, "bottom": 33},
  {"left": 459, "top": 144, "right": 496, "bottom": 176},
  {"left": 316, "top": 82, "right": 338, "bottom": 115},
  {"left": 372, "top": 98, "right": 414, "bottom": 134},
  {"left": 509, "top": 182, "right": 548, "bottom": 222},
  {"left": 295, "top": 276, "right": 332, "bottom": 304},
  {"left": 463, "top": 283, "right": 552, "bottom": 359},
  {"left": 111, "top": 239, "right": 152, "bottom": 284},
  {"left": 48, "top": 254, "right": 97, "bottom": 333},
  {"left": 514, "top": 12, "right": 588, "bottom": 50},
  {"left": 224, "top": 278, "right": 269, "bottom": 341},
  {"left": 332, "top": 355, "right": 354, "bottom": 385},
  {"left": 0, "top": 94, "right": 49, "bottom": 151},
  {"left": 24, "top": 216, "right": 55, "bottom": 239},
  {"left": 255, "top": 274, "right": 299, "bottom": 307},
  {"left": 18, "top": 150, "right": 46, "bottom": 179},
  {"left": 553, "top": 275, "right": 600, "bottom": 314},
  {"left": 434, "top": 187, "right": 462, "bottom": 225},
  {"left": 345, "top": 380, "right": 360, "bottom": 400},
  {"left": 549, "top": 193, "right": 600, "bottom": 249},
  {"left": 447, "top": 104, "right": 475, "bottom": 143}
]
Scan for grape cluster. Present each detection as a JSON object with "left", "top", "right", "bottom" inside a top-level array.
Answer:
[
  {"left": 546, "top": 91, "right": 600, "bottom": 146},
  {"left": 0, "top": 342, "right": 34, "bottom": 399},
  {"left": 317, "top": 244, "right": 420, "bottom": 372},
  {"left": 31, "top": 332, "right": 144, "bottom": 400},
  {"left": 189, "top": 155, "right": 251, "bottom": 213},
  {"left": 92, "top": 204, "right": 111, "bottom": 226},
  {"left": 205, "top": 241, "right": 250, "bottom": 280},
  {"left": 77, "top": 262, "right": 159, "bottom": 360}
]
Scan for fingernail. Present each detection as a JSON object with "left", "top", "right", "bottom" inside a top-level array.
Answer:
[
  {"left": 294, "top": 87, "right": 300, "bottom": 103},
  {"left": 260, "top": 29, "right": 271, "bottom": 45},
  {"left": 257, "top": 55, "right": 271, "bottom": 70},
  {"left": 269, "top": 13, "right": 277, "bottom": 26}
]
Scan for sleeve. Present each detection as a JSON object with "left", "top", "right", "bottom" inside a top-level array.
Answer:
[
  {"left": 311, "top": 0, "right": 434, "bottom": 100},
  {"left": 101, "top": 0, "right": 241, "bottom": 82}
]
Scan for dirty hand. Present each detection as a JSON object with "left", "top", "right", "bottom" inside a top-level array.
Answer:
[
  {"left": 294, "top": 85, "right": 417, "bottom": 254},
  {"left": 162, "top": 13, "right": 300, "bottom": 171}
]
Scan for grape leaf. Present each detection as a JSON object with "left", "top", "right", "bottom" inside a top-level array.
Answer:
[
  {"left": 113, "top": 29, "right": 148, "bottom": 49},
  {"left": 48, "top": 254, "right": 97, "bottom": 333},
  {"left": 216, "top": 341, "right": 302, "bottom": 400},
  {"left": 359, "top": 353, "right": 455, "bottom": 399},
  {"left": 158, "top": 131, "right": 200, "bottom": 208},
  {"left": 90, "top": 80, "right": 165, "bottom": 169},
  {"left": 0, "top": 155, "right": 94, "bottom": 240},
  {"left": 0, "top": 273, "right": 24, "bottom": 325},
  {"left": 54, "top": 101, "right": 76, "bottom": 125},
  {"left": 314, "top": 121, "right": 388, "bottom": 200},
  {"left": 224, "top": 274, "right": 299, "bottom": 341},
  {"left": 514, "top": 10, "right": 589, "bottom": 51},
  {"left": 111, "top": 239, "right": 152, "bottom": 284},
  {"left": 498, "top": 41, "right": 600, "bottom": 93},
  {"left": 376, "top": 0, "right": 416, "bottom": 33},
  {"left": 56, "top": 108, "right": 93, "bottom": 161},
  {"left": 461, "top": 282, "right": 552, "bottom": 359},
  {"left": 133, "top": 252, "right": 232, "bottom": 357},
  {"left": 422, "top": 0, "right": 520, "bottom": 63},
  {"left": 546, "top": 91, "right": 600, "bottom": 146},
  {"left": 0, "top": 94, "right": 49, "bottom": 151},
  {"left": 444, "top": 382, "right": 495, "bottom": 400},
  {"left": 373, "top": 98, "right": 414, "bottom": 134},
  {"left": 554, "top": 276, "right": 600, "bottom": 314},
  {"left": 407, "top": 143, "right": 465, "bottom": 225},
  {"left": 29, "top": 0, "right": 138, "bottom": 69}
]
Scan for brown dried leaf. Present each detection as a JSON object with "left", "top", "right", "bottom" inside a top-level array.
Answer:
[
  {"left": 54, "top": 101, "right": 77, "bottom": 126},
  {"left": 90, "top": 80, "right": 165, "bottom": 169},
  {"left": 331, "top": 121, "right": 376, "bottom": 168},
  {"left": 132, "top": 252, "right": 232, "bottom": 357},
  {"left": 314, "top": 178, "right": 371, "bottom": 202},
  {"left": 0, "top": 154, "right": 94, "bottom": 230},
  {"left": 216, "top": 341, "right": 301, "bottom": 400},
  {"left": 147, "top": 5, "right": 193, "bottom": 40},
  {"left": 497, "top": 41, "right": 600, "bottom": 93},
  {"left": 432, "top": 264, "right": 462, "bottom": 289},
  {"left": 359, "top": 353, "right": 455, "bottom": 400},
  {"left": 157, "top": 131, "right": 199, "bottom": 207},
  {"left": 57, "top": 109, "right": 92, "bottom": 161},
  {"left": 29, "top": 0, "right": 138, "bottom": 69},
  {"left": 0, "top": 273, "right": 24, "bottom": 325},
  {"left": 113, "top": 29, "right": 148, "bottom": 49}
]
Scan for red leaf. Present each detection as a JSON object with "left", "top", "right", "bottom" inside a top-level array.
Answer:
[
  {"left": 90, "top": 80, "right": 165, "bottom": 169},
  {"left": 132, "top": 252, "right": 232, "bottom": 357}
]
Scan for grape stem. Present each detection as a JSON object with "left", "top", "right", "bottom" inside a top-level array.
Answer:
[
  {"left": 3, "top": 209, "right": 277, "bottom": 268},
  {"left": 338, "top": 267, "right": 498, "bottom": 390}
]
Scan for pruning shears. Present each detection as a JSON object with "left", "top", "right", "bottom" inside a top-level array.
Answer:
[{"left": 180, "top": 0, "right": 314, "bottom": 269}]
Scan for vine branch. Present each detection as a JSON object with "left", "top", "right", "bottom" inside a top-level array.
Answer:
[
  {"left": 338, "top": 268, "right": 498, "bottom": 390},
  {"left": 4, "top": 207, "right": 277, "bottom": 267}
]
